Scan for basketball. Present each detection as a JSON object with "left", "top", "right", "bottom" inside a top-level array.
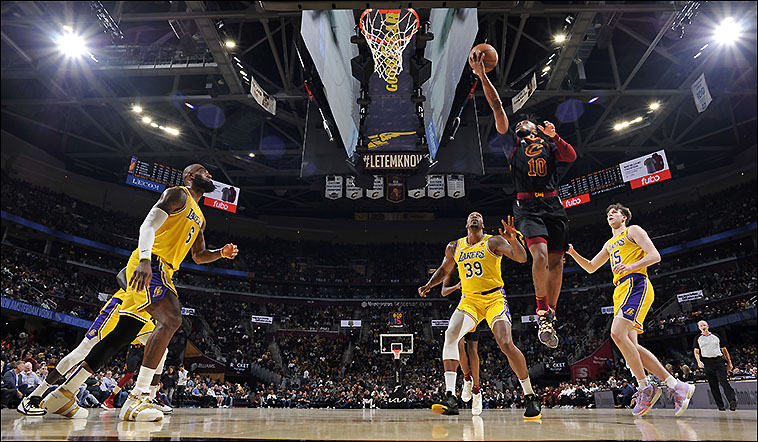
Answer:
[{"left": 469, "top": 43, "right": 498, "bottom": 72}]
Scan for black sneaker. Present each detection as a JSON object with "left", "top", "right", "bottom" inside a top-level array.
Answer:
[
  {"left": 718, "top": 407, "right": 726, "bottom": 411},
  {"left": 432, "top": 391, "right": 459, "bottom": 415},
  {"left": 729, "top": 400, "right": 737, "bottom": 411},
  {"left": 523, "top": 394, "right": 542, "bottom": 419},
  {"left": 537, "top": 308, "right": 558, "bottom": 349}
]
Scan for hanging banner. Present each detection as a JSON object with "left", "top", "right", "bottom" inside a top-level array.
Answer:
[
  {"left": 446, "top": 174, "right": 465, "bottom": 199},
  {"left": 691, "top": 73, "right": 712, "bottom": 113},
  {"left": 325, "top": 176, "right": 343, "bottom": 200},
  {"left": 251, "top": 315, "right": 273, "bottom": 324},
  {"left": 386, "top": 175, "right": 406, "bottom": 203},
  {"left": 677, "top": 290, "right": 704, "bottom": 303},
  {"left": 250, "top": 74, "right": 277, "bottom": 115},
  {"left": 366, "top": 176, "right": 384, "bottom": 200},
  {"left": 408, "top": 182, "right": 426, "bottom": 199},
  {"left": 427, "top": 175, "right": 445, "bottom": 199},
  {"left": 203, "top": 179, "right": 240, "bottom": 213},
  {"left": 511, "top": 73, "right": 537, "bottom": 113},
  {"left": 345, "top": 177, "right": 363, "bottom": 200}
]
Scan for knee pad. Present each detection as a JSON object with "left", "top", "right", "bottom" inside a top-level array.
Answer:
[
  {"left": 84, "top": 315, "right": 146, "bottom": 371},
  {"left": 442, "top": 336, "right": 460, "bottom": 361}
]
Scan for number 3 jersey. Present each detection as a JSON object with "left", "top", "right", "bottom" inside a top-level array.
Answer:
[
  {"left": 455, "top": 234, "right": 504, "bottom": 294},
  {"left": 148, "top": 186, "right": 205, "bottom": 270},
  {"left": 606, "top": 227, "right": 648, "bottom": 285}
]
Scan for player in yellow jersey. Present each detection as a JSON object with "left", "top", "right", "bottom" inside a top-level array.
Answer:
[
  {"left": 419, "top": 213, "right": 542, "bottom": 419},
  {"left": 42, "top": 164, "right": 238, "bottom": 422},
  {"left": 567, "top": 203, "right": 695, "bottom": 418}
]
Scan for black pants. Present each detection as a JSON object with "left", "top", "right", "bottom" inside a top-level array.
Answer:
[{"left": 703, "top": 358, "right": 736, "bottom": 408}]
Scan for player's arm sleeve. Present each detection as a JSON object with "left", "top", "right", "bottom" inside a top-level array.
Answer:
[
  {"left": 501, "top": 130, "right": 517, "bottom": 163},
  {"left": 138, "top": 207, "right": 169, "bottom": 260},
  {"left": 551, "top": 135, "right": 577, "bottom": 162},
  {"left": 692, "top": 336, "right": 700, "bottom": 350}
]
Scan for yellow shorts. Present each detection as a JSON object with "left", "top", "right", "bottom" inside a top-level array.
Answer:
[
  {"left": 118, "top": 251, "right": 177, "bottom": 325},
  {"left": 613, "top": 273, "right": 654, "bottom": 334},
  {"left": 456, "top": 288, "right": 512, "bottom": 331},
  {"left": 85, "top": 290, "right": 155, "bottom": 345}
]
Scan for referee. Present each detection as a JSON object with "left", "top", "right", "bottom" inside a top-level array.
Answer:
[{"left": 693, "top": 320, "right": 737, "bottom": 411}]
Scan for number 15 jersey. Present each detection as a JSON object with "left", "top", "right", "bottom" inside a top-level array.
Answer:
[{"left": 455, "top": 234, "right": 504, "bottom": 294}]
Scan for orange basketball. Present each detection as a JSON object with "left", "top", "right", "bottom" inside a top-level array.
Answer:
[{"left": 469, "top": 43, "right": 498, "bottom": 73}]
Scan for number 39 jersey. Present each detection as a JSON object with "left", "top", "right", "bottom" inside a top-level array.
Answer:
[
  {"left": 150, "top": 186, "right": 205, "bottom": 270},
  {"left": 606, "top": 227, "right": 648, "bottom": 285},
  {"left": 455, "top": 234, "right": 504, "bottom": 294}
]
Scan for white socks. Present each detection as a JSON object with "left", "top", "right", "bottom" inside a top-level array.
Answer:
[
  {"left": 637, "top": 377, "right": 649, "bottom": 388},
  {"left": 519, "top": 377, "right": 534, "bottom": 396},
  {"left": 30, "top": 380, "right": 50, "bottom": 398},
  {"left": 62, "top": 366, "right": 92, "bottom": 394},
  {"left": 664, "top": 375, "right": 678, "bottom": 389},
  {"left": 133, "top": 366, "right": 156, "bottom": 395},
  {"left": 149, "top": 385, "right": 158, "bottom": 399},
  {"left": 444, "top": 371, "right": 457, "bottom": 394}
]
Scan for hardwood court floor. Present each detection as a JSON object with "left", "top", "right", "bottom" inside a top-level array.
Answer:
[{"left": 1, "top": 408, "right": 756, "bottom": 440}]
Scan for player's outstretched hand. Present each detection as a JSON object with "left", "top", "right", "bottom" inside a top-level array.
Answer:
[
  {"left": 499, "top": 216, "right": 518, "bottom": 242},
  {"left": 418, "top": 285, "right": 431, "bottom": 297},
  {"left": 567, "top": 244, "right": 576, "bottom": 257},
  {"left": 222, "top": 243, "right": 239, "bottom": 259},
  {"left": 470, "top": 51, "right": 486, "bottom": 79},
  {"left": 537, "top": 121, "right": 556, "bottom": 138},
  {"left": 130, "top": 259, "right": 152, "bottom": 293}
]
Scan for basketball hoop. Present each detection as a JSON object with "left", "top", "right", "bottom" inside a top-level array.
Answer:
[
  {"left": 392, "top": 348, "right": 402, "bottom": 360},
  {"left": 359, "top": 8, "right": 420, "bottom": 82}
]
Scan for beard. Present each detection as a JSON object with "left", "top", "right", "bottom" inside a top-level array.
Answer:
[
  {"left": 194, "top": 175, "right": 216, "bottom": 193},
  {"left": 516, "top": 128, "right": 532, "bottom": 138}
]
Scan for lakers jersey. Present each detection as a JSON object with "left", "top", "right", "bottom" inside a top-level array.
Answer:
[
  {"left": 455, "top": 234, "right": 504, "bottom": 294},
  {"left": 607, "top": 227, "right": 648, "bottom": 284},
  {"left": 150, "top": 186, "right": 205, "bottom": 269}
]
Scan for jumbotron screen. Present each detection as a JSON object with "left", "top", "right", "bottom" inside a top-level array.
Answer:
[
  {"left": 128, "top": 156, "right": 183, "bottom": 187},
  {"left": 558, "top": 165, "right": 625, "bottom": 200}
]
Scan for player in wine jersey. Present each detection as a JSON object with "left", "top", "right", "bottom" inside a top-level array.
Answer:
[
  {"left": 566, "top": 203, "right": 695, "bottom": 417},
  {"left": 470, "top": 51, "right": 577, "bottom": 349},
  {"left": 41, "top": 164, "right": 238, "bottom": 422},
  {"left": 419, "top": 213, "right": 541, "bottom": 419}
]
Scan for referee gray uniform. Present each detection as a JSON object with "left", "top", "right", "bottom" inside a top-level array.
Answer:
[{"left": 693, "top": 332, "right": 736, "bottom": 410}]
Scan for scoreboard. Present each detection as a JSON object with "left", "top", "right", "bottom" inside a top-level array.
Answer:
[
  {"left": 127, "top": 156, "right": 183, "bottom": 191},
  {"left": 558, "top": 165, "right": 625, "bottom": 200}
]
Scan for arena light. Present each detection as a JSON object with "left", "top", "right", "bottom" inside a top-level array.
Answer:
[
  {"left": 165, "top": 127, "right": 180, "bottom": 136},
  {"left": 248, "top": 152, "right": 255, "bottom": 158},
  {"left": 225, "top": 40, "right": 236, "bottom": 48},
  {"left": 649, "top": 102, "right": 660, "bottom": 111},
  {"left": 141, "top": 116, "right": 152, "bottom": 124},
  {"left": 150, "top": 122, "right": 158, "bottom": 128},
  {"left": 132, "top": 106, "right": 143, "bottom": 113},
  {"left": 554, "top": 34, "right": 566, "bottom": 43},
  {"left": 588, "top": 96, "right": 599, "bottom": 104},
  {"left": 184, "top": 102, "right": 195, "bottom": 109},
  {"left": 56, "top": 32, "right": 87, "bottom": 57},
  {"left": 541, "top": 66, "right": 551, "bottom": 73},
  {"left": 714, "top": 17, "right": 740, "bottom": 44}
]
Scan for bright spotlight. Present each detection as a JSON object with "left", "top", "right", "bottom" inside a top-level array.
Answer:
[
  {"left": 150, "top": 122, "right": 159, "bottom": 128},
  {"left": 166, "top": 127, "right": 180, "bottom": 136},
  {"left": 542, "top": 66, "right": 551, "bottom": 73},
  {"left": 714, "top": 17, "right": 740, "bottom": 44},
  {"left": 141, "top": 116, "right": 152, "bottom": 124},
  {"left": 554, "top": 34, "right": 567, "bottom": 43},
  {"left": 225, "top": 40, "right": 236, "bottom": 48},
  {"left": 614, "top": 123, "right": 624, "bottom": 131},
  {"left": 248, "top": 152, "right": 255, "bottom": 158},
  {"left": 132, "top": 106, "right": 143, "bottom": 113},
  {"left": 184, "top": 102, "right": 195, "bottom": 109},
  {"left": 649, "top": 102, "right": 660, "bottom": 111},
  {"left": 588, "top": 96, "right": 599, "bottom": 104},
  {"left": 56, "top": 32, "right": 87, "bottom": 57},
  {"left": 631, "top": 116, "right": 643, "bottom": 124}
]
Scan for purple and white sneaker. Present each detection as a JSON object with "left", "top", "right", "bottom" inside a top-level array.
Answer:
[
  {"left": 669, "top": 381, "right": 695, "bottom": 417},
  {"left": 632, "top": 384, "right": 661, "bottom": 417}
]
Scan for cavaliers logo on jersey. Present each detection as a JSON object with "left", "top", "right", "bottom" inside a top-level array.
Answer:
[{"left": 524, "top": 142, "right": 544, "bottom": 157}]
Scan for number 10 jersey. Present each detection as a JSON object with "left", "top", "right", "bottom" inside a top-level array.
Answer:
[{"left": 455, "top": 234, "right": 504, "bottom": 294}]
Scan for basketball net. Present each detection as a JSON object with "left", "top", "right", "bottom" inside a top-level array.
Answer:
[
  {"left": 392, "top": 348, "right": 402, "bottom": 360},
  {"left": 359, "top": 9, "right": 419, "bottom": 82}
]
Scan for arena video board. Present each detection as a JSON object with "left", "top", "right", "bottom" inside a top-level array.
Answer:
[
  {"left": 126, "top": 156, "right": 183, "bottom": 193},
  {"left": 619, "top": 149, "right": 671, "bottom": 189},
  {"left": 202, "top": 179, "right": 240, "bottom": 214}
]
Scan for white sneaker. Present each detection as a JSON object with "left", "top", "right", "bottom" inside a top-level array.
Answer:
[
  {"left": 120, "top": 392, "right": 163, "bottom": 422},
  {"left": 461, "top": 379, "right": 473, "bottom": 402},
  {"left": 17, "top": 397, "right": 46, "bottom": 416},
  {"left": 472, "top": 392, "right": 483, "bottom": 416},
  {"left": 151, "top": 398, "right": 172, "bottom": 414},
  {"left": 40, "top": 387, "right": 89, "bottom": 419}
]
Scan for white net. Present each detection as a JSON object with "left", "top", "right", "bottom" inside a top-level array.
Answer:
[{"left": 359, "top": 9, "right": 419, "bottom": 82}]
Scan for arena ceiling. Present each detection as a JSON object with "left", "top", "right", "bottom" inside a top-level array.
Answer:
[{"left": 1, "top": 1, "right": 756, "bottom": 216}]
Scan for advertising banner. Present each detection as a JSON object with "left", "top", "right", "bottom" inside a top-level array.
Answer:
[
  {"left": 203, "top": 179, "right": 240, "bottom": 213},
  {"left": 431, "top": 320, "right": 449, "bottom": 327},
  {"left": 251, "top": 315, "right": 273, "bottom": 324},
  {"left": 562, "top": 193, "right": 591, "bottom": 209},
  {"left": 571, "top": 339, "right": 613, "bottom": 381},
  {"left": 619, "top": 150, "right": 670, "bottom": 184},
  {"left": 340, "top": 320, "right": 362, "bottom": 328},
  {"left": 677, "top": 290, "right": 704, "bottom": 303}
]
